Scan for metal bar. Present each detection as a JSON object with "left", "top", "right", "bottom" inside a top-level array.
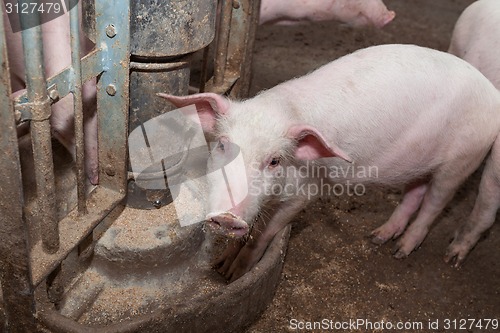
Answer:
[
  {"left": 199, "top": 45, "right": 211, "bottom": 93},
  {"left": 214, "top": 0, "right": 233, "bottom": 87},
  {"left": 227, "top": 0, "right": 262, "bottom": 98},
  {"left": 30, "top": 187, "right": 124, "bottom": 286},
  {"left": 14, "top": 48, "right": 101, "bottom": 116},
  {"left": 0, "top": 8, "right": 37, "bottom": 332},
  {"left": 20, "top": 1, "right": 59, "bottom": 253},
  {"left": 95, "top": 0, "right": 130, "bottom": 194},
  {"left": 70, "top": 0, "right": 87, "bottom": 214},
  {"left": 19, "top": 0, "right": 130, "bottom": 287}
]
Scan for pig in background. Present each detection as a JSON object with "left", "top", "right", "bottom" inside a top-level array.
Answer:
[
  {"left": 448, "top": 0, "right": 500, "bottom": 90},
  {"left": 4, "top": 8, "right": 98, "bottom": 184},
  {"left": 260, "top": 0, "right": 396, "bottom": 28},
  {"left": 161, "top": 44, "right": 500, "bottom": 282}
]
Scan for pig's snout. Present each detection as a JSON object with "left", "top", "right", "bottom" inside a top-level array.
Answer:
[
  {"left": 205, "top": 212, "right": 249, "bottom": 238},
  {"left": 378, "top": 10, "right": 396, "bottom": 28}
]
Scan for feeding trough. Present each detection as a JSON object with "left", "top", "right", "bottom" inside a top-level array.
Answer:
[{"left": 0, "top": 0, "right": 289, "bottom": 331}]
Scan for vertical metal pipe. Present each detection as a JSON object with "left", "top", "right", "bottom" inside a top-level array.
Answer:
[
  {"left": 0, "top": 8, "right": 37, "bottom": 332},
  {"left": 199, "top": 45, "right": 210, "bottom": 93},
  {"left": 214, "top": 0, "right": 233, "bottom": 86},
  {"left": 20, "top": 2, "right": 59, "bottom": 253},
  {"left": 226, "top": 0, "right": 261, "bottom": 98},
  {"left": 70, "top": 0, "right": 87, "bottom": 214}
]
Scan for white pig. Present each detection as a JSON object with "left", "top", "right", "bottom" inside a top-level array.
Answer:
[
  {"left": 448, "top": 0, "right": 500, "bottom": 89},
  {"left": 160, "top": 44, "right": 500, "bottom": 282},
  {"left": 260, "top": 0, "right": 396, "bottom": 27},
  {"left": 4, "top": 7, "right": 98, "bottom": 184},
  {"left": 446, "top": 0, "right": 500, "bottom": 262}
]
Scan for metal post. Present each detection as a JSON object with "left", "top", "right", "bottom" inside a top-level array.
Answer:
[
  {"left": 0, "top": 8, "right": 37, "bottom": 332},
  {"left": 214, "top": 0, "right": 233, "bottom": 87},
  {"left": 95, "top": 0, "right": 131, "bottom": 194},
  {"left": 69, "top": 1, "right": 87, "bottom": 215},
  {"left": 20, "top": 0, "right": 59, "bottom": 253}
]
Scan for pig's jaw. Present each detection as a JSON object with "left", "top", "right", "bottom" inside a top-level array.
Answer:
[{"left": 205, "top": 212, "right": 249, "bottom": 239}]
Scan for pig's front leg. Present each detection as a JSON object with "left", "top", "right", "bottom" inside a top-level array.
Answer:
[{"left": 216, "top": 198, "right": 307, "bottom": 283}]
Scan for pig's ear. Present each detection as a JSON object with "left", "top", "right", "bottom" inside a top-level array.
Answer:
[
  {"left": 157, "top": 92, "right": 230, "bottom": 132},
  {"left": 287, "top": 125, "right": 352, "bottom": 162}
]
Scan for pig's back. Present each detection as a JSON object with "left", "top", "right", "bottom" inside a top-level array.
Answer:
[
  {"left": 280, "top": 44, "right": 500, "bottom": 183},
  {"left": 448, "top": 0, "right": 500, "bottom": 89}
]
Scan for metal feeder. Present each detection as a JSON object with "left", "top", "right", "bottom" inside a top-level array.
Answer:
[{"left": 0, "top": 0, "right": 288, "bottom": 332}]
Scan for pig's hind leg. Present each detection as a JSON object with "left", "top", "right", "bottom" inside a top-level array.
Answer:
[
  {"left": 392, "top": 156, "right": 486, "bottom": 259},
  {"left": 445, "top": 137, "right": 500, "bottom": 266},
  {"left": 371, "top": 182, "right": 429, "bottom": 244}
]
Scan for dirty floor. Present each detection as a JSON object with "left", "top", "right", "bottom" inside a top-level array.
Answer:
[{"left": 247, "top": 0, "right": 499, "bottom": 332}]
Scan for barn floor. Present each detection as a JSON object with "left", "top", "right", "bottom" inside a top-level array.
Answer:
[{"left": 246, "top": 0, "right": 499, "bottom": 332}]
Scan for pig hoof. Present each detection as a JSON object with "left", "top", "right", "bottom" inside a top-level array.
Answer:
[
  {"left": 443, "top": 252, "right": 463, "bottom": 268},
  {"left": 444, "top": 243, "right": 469, "bottom": 268},
  {"left": 371, "top": 234, "right": 388, "bottom": 245},
  {"left": 370, "top": 224, "right": 405, "bottom": 245},
  {"left": 391, "top": 241, "right": 413, "bottom": 259},
  {"left": 392, "top": 249, "right": 408, "bottom": 260},
  {"left": 370, "top": 227, "right": 392, "bottom": 245}
]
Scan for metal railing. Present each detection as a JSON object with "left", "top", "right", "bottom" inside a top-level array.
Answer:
[
  {"left": 0, "top": 0, "right": 260, "bottom": 331},
  {"left": 1, "top": 0, "right": 129, "bottom": 331}
]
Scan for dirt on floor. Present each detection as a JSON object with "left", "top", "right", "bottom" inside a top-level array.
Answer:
[{"left": 246, "top": 0, "right": 499, "bottom": 332}]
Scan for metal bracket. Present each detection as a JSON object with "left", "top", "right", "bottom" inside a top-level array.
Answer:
[{"left": 14, "top": 84, "right": 59, "bottom": 123}]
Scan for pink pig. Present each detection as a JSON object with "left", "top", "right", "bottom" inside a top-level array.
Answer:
[
  {"left": 448, "top": 0, "right": 500, "bottom": 89},
  {"left": 260, "top": 0, "right": 396, "bottom": 27},
  {"left": 160, "top": 44, "right": 500, "bottom": 282}
]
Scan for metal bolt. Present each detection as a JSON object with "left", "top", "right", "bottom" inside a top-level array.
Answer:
[
  {"left": 49, "top": 89, "right": 59, "bottom": 101},
  {"left": 232, "top": 0, "right": 240, "bottom": 9},
  {"left": 105, "top": 24, "right": 116, "bottom": 38},
  {"left": 106, "top": 84, "right": 116, "bottom": 96},
  {"left": 105, "top": 164, "right": 115, "bottom": 176}
]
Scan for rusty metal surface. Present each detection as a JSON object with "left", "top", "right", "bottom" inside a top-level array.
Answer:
[
  {"left": 125, "top": 1, "right": 216, "bottom": 210},
  {"left": 83, "top": 0, "right": 216, "bottom": 57},
  {"left": 227, "top": 0, "right": 261, "bottom": 98},
  {"left": 69, "top": 3, "right": 87, "bottom": 215},
  {"left": 130, "top": 0, "right": 216, "bottom": 58},
  {"left": 129, "top": 63, "right": 189, "bottom": 131},
  {"left": 0, "top": 9, "right": 37, "bottom": 333},
  {"left": 12, "top": 0, "right": 130, "bottom": 294},
  {"left": 30, "top": 187, "right": 124, "bottom": 287},
  {"left": 30, "top": 0, "right": 130, "bottom": 286},
  {"left": 37, "top": 224, "right": 291, "bottom": 332},
  {"left": 214, "top": 0, "right": 233, "bottom": 87},
  {"left": 81, "top": 0, "right": 95, "bottom": 42},
  {"left": 15, "top": 48, "right": 101, "bottom": 124},
  {"left": 2, "top": 0, "right": 130, "bottom": 297},
  {"left": 126, "top": 61, "right": 190, "bottom": 209},
  {"left": 204, "top": 0, "right": 261, "bottom": 98},
  {"left": 20, "top": 8, "right": 59, "bottom": 253},
  {"left": 1, "top": 0, "right": 262, "bottom": 331},
  {"left": 94, "top": 0, "right": 130, "bottom": 195}
]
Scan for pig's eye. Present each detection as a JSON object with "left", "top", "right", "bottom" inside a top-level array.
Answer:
[{"left": 269, "top": 157, "right": 280, "bottom": 168}]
